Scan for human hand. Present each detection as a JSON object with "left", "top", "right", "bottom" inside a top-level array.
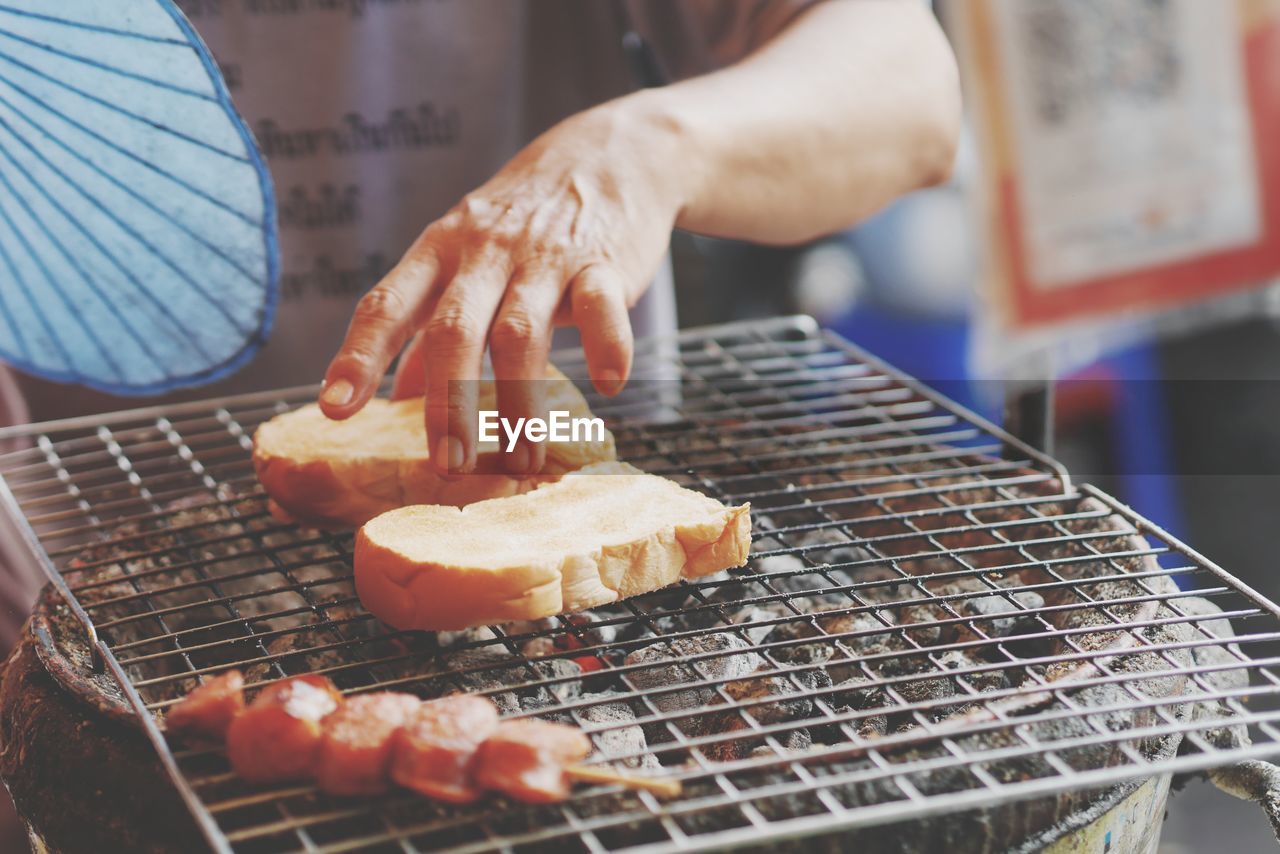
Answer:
[{"left": 317, "top": 95, "right": 689, "bottom": 477}]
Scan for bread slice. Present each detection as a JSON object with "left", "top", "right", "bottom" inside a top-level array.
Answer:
[
  {"left": 354, "top": 461, "right": 751, "bottom": 631},
  {"left": 253, "top": 367, "right": 616, "bottom": 528}
]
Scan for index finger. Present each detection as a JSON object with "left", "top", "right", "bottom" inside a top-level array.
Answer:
[{"left": 320, "top": 252, "right": 439, "bottom": 420}]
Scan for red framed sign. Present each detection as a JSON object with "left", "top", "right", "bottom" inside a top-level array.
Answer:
[{"left": 951, "top": 0, "right": 1280, "bottom": 329}]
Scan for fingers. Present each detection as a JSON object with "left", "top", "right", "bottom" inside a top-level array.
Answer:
[
  {"left": 489, "top": 268, "right": 564, "bottom": 475},
  {"left": 391, "top": 331, "right": 427, "bottom": 400},
  {"left": 570, "top": 264, "right": 633, "bottom": 397},
  {"left": 423, "top": 262, "right": 508, "bottom": 476},
  {"left": 321, "top": 253, "right": 438, "bottom": 419}
]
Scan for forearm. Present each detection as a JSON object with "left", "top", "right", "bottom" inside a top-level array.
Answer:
[
  {"left": 321, "top": 1, "right": 961, "bottom": 464},
  {"left": 617, "top": 0, "right": 962, "bottom": 245}
]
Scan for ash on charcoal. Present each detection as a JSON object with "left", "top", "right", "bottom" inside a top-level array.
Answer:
[
  {"left": 624, "top": 633, "right": 763, "bottom": 714},
  {"left": 578, "top": 694, "right": 660, "bottom": 770}
]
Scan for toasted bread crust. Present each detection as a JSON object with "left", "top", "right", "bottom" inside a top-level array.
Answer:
[{"left": 353, "top": 463, "right": 751, "bottom": 631}]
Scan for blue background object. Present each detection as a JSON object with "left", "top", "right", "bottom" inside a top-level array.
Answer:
[{"left": 0, "top": 1, "right": 277, "bottom": 395}]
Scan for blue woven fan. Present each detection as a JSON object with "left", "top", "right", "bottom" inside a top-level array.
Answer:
[{"left": 0, "top": 1, "right": 277, "bottom": 395}]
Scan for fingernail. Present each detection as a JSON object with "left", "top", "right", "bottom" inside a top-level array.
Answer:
[
  {"left": 505, "top": 440, "right": 531, "bottom": 475},
  {"left": 597, "top": 370, "right": 624, "bottom": 397},
  {"left": 321, "top": 378, "right": 354, "bottom": 408},
  {"left": 435, "top": 436, "right": 465, "bottom": 472}
]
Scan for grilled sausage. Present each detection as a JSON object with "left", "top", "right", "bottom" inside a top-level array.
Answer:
[
  {"left": 473, "top": 719, "right": 590, "bottom": 803},
  {"left": 227, "top": 674, "right": 343, "bottom": 783},
  {"left": 390, "top": 695, "right": 500, "bottom": 803},
  {"left": 165, "top": 669, "right": 245, "bottom": 739},
  {"left": 315, "top": 692, "right": 421, "bottom": 796}
]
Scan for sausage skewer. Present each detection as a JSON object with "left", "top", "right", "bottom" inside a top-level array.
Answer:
[
  {"left": 226, "top": 674, "right": 343, "bottom": 783},
  {"left": 474, "top": 719, "right": 592, "bottom": 802},
  {"left": 392, "top": 695, "right": 499, "bottom": 802},
  {"left": 316, "top": 691, "right": 422, "bottom": 796},
  {"left": 165, "top": 671, "right": 682, "bottom": 801}
]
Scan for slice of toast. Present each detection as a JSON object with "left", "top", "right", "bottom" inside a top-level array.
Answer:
[
  {"left": 354, "top": 461, "right": 751, "bottom": 631},
  {"left": 253, "top": 367, "right": 615, "bottom": 528}
]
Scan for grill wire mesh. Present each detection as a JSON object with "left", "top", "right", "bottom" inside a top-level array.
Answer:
[{"left": 1, "top": 316, "right": 1279, "bottom": 853}]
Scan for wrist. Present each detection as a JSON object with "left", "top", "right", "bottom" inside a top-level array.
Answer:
[{"left": 598, "top": 88, "right": 708, "bottom": 226}]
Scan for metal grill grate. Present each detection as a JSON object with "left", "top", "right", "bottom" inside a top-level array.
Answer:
[{"left": 1, "top": 315, "right": 1279, "bottom": 853}]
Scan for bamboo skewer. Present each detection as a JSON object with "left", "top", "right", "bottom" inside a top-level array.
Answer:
[{"left": 566, "top": 764, "right": 683, "bottom": 799}]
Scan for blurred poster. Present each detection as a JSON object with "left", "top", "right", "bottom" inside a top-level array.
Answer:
[{"left": 951, "top": 0, "right": 1280, "bottom": 329}]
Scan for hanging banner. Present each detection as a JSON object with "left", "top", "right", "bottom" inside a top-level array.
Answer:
[{"left": 950, "top": 0, "right": 1280, "bottom": 330}]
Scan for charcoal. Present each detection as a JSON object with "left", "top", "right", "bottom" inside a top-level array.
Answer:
[
  {"left": 624, "top": 633, "right": 763, "bottom": 714},
  {"left": 561, "top": 612, "right": 618, "bottom": 647},
  {"left": 244, "top": 627, "right": 349, "bottom": 685},
  {"left": 824, "top": 676, "right": 885, "bottom": 737},
  {"left": 435, "top": 626, "right": 498, "bottom": 648},
  {"left": 533, "top": 657, "right": 585, "bottom": 703},
  {"left": 752, "top": 553, "right": 808, "bottom": 579},
  {"left": 831, "top": 676, "right": 887, "bottom": 710},
  {"left": 816, "top": 610, "right": 899, "bottom": 650},
  {"left": 935, "top": 649, "right": 1010, "bottom": 694},
  {"left": 578, "top": 694, "right": 659, "bottom": 770},
  {"left": 792, "top": 526, "right": 874, "bottom": 566},
  {"left": 518, "top": 690, "right": 571, "bottom": 719},
  {"left": 732, "top": 605, "right": 790, "bottom": 644},
  {"left": 498, "top": 618, "right": 559, "bottom": 653},
  {"left": 750, "top": 729, "right": 813, "bottom": 759},
  {"left": 892, "top": 673, "right": 966, "bottom": 724},
  {"left": 890, "top": 603, "right": 945, "bottom": 646},
  {"left": 830, "top": 676, "right": 890, "bottom": 737},
  {"left": 749, "top": 554, "right": 848, "bottom": 600},
  {"left": 952, "top": 590, "right": 1045, "bottom": 642},
  {"left": 627, "top": 581, "right": 702, "bottom": 617},
  {"left": 437, "top": 649, "right": 582, "bottom": 714},
  {"left": 725, "top": 667, "right": 831, "bottom": 725},
  {"left": 811, "top": 704, "right": 888, "bottom": 743},
  {"left": 857, "top": 712, "right": 888, "bottom": 739},
  {"left": 763, "top": 619, "right": 835, "bottom": 666},
  {"left": 855, "top": 566, "right": 932, "bottom": 604},
  {"left": 814, "top": 611, "right": 921, "bottom": 680},
  {"left": 520, "top": 637, "right": 559, "bottom": 658},
  {"left": 700, "top": 712, "right": 813, "bottom": 762}
]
